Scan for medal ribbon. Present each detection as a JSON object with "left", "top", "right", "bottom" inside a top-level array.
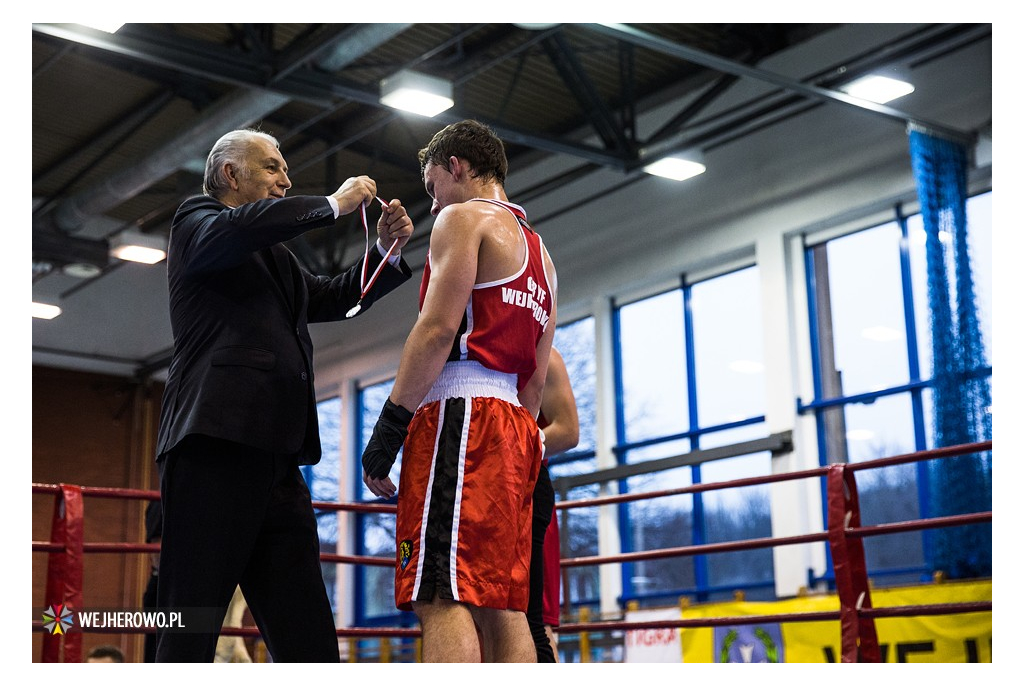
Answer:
[{"left": 346, "top": 195, "right": 400, "bottom": 318}]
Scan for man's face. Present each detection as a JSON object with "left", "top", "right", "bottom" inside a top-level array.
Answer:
[
  {"left": 233, "top": 139, "right": 292, "bottom": 205},
  {"left": 423, "top": 160, "right": 457, "bottom": 217}
]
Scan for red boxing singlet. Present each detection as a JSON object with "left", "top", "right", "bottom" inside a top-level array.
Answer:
[{"left": 419, "top": 199, "right": 552, "bottom": 392}]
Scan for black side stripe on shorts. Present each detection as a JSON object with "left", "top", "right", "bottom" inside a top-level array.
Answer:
[{"left": 416, "top": 396, "right": 466, "bottom": 603}]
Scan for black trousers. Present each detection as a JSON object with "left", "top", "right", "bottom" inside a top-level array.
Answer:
[
  {"left": 142, "top": 571, "right": 158, "bottom": 662},
  {"left": 155, "top": 435, "right": 340, "bottom": 663},
  {"left": 527, "top": 464, "right": 557, "bottom": 662}
]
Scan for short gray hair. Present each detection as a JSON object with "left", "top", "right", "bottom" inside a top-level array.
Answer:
[{"left": 202, "top": 129, "right": 281, "bottom": 199}]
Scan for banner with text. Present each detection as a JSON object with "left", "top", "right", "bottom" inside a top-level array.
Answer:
[
  {"left": 678, "top": 579, "right": 991, "bottom": 663},
  {"left": 624, "top": 607, "right": 683, "bottom": 663}
]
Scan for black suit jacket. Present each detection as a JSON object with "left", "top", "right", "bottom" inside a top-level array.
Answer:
[{"left": 156, "top": 194, "right": 412, "bottom": 465}]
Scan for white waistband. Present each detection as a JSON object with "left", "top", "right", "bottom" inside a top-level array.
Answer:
[{"left": 421, "top": 360, "right": 520, "bottom": 407}]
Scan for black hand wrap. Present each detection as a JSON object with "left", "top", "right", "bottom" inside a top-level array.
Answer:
[{"left": 361, "top": 398, "right": 414, "bottom": 480}]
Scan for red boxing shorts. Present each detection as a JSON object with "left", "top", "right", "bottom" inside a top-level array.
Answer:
[{"left": 395, "top": 361, "right": 542, "bottom": 613}]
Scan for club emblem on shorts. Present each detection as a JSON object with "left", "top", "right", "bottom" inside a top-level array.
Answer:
[{"left": 399, "top": 540, "right": 413, "bottom": 570}]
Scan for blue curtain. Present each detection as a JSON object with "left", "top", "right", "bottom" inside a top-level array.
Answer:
[{"left": 908, "top": 129, "right": 991, "bottom": 579}]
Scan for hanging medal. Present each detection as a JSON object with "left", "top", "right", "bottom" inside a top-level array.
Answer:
[{"left": 346, "top": 195, "right": 400, "bottom": 318}]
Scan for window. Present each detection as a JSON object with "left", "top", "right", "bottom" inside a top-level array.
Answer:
[
  {"left": 549, "top": 317, "right": 600, "bottom": 607},
  {"left": 553, "top": 317, "right": 597, "bottom": 462},
  {"left": 822, "top": 223, "right": 911, "bottom": 396},
  {"left": 354, "top": 378, "right": 405, "bottom": 625},
  {"left": 613, "top": 267, "right": 771, "bottom": 604},
  {"left": 689, "top": 270, "right": 774, "bottom": 599},
  {"left": 309, "top": 396, "right": 341, "bottom": 616},
  {"left": 700, "top": 426, "right": 774, "bottom": 601},
  {"left": 804, "top": 191, "right": 992, "bottom": 586},
  {"left": 692, "top": 267, "right": 765, "bottom": 426},
  {"left": 617, "top": 290, "right": 689, "bottom": 463}
]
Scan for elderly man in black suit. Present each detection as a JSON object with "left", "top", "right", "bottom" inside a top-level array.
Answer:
[{"left": 154, "top": 128, "right": 413, "bottom": 663}]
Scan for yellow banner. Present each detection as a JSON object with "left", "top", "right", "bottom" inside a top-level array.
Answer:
[{"left": 679, "top": 579, "right": 991, "bottom": 663}]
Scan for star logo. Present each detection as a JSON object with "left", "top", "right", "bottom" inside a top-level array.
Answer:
[{"left": 41, "top": 604, "right": 74, "bottom": 635}]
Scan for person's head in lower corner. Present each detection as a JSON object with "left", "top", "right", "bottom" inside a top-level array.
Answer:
[{"left": 85, "top": 644, "right": 125, "bottom": 663}]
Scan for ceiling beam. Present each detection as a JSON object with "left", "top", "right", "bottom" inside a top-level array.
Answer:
[
  {"left": 33, "top": 23, "right": 634, "bottom": 170},
  {"left": 541, "top": 33, "right": 634, "bottom": 155},
  {"left": 31, "top": 23, "right": 411, "bottom": 270},
  {"left": 584, "top": 22, "right": 977, "bottom": 147}
]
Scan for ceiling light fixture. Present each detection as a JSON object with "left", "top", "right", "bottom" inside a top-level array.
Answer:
[
  {"left": 839, "top": 74, "right": 915, "bottom": 104},
  {"left": 109, "top": 230, "right": 167, "bottom": 265},
  {"left": 33, "top": 302, "right": 63, "bottom": 320},
  {"left": 379, "top": 69, "right": 454, "bottom": 117},
  {"left": 643, "top": 154, "right": 707, "bottom": 182},
  {"left": 63, "top": 263, "right": 104, "bottom": 279}
]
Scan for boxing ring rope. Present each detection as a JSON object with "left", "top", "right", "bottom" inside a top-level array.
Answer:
[
  {"left": 552, "top": 439, "right": 992, "bottom": 662},
  {"left": 32, "top": 439, "right": 991, "bottom": 663}
]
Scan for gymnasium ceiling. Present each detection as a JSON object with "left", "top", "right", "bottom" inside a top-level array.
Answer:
[{"left": 30, "top": 23, "right": 993, "bottom": 379}]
